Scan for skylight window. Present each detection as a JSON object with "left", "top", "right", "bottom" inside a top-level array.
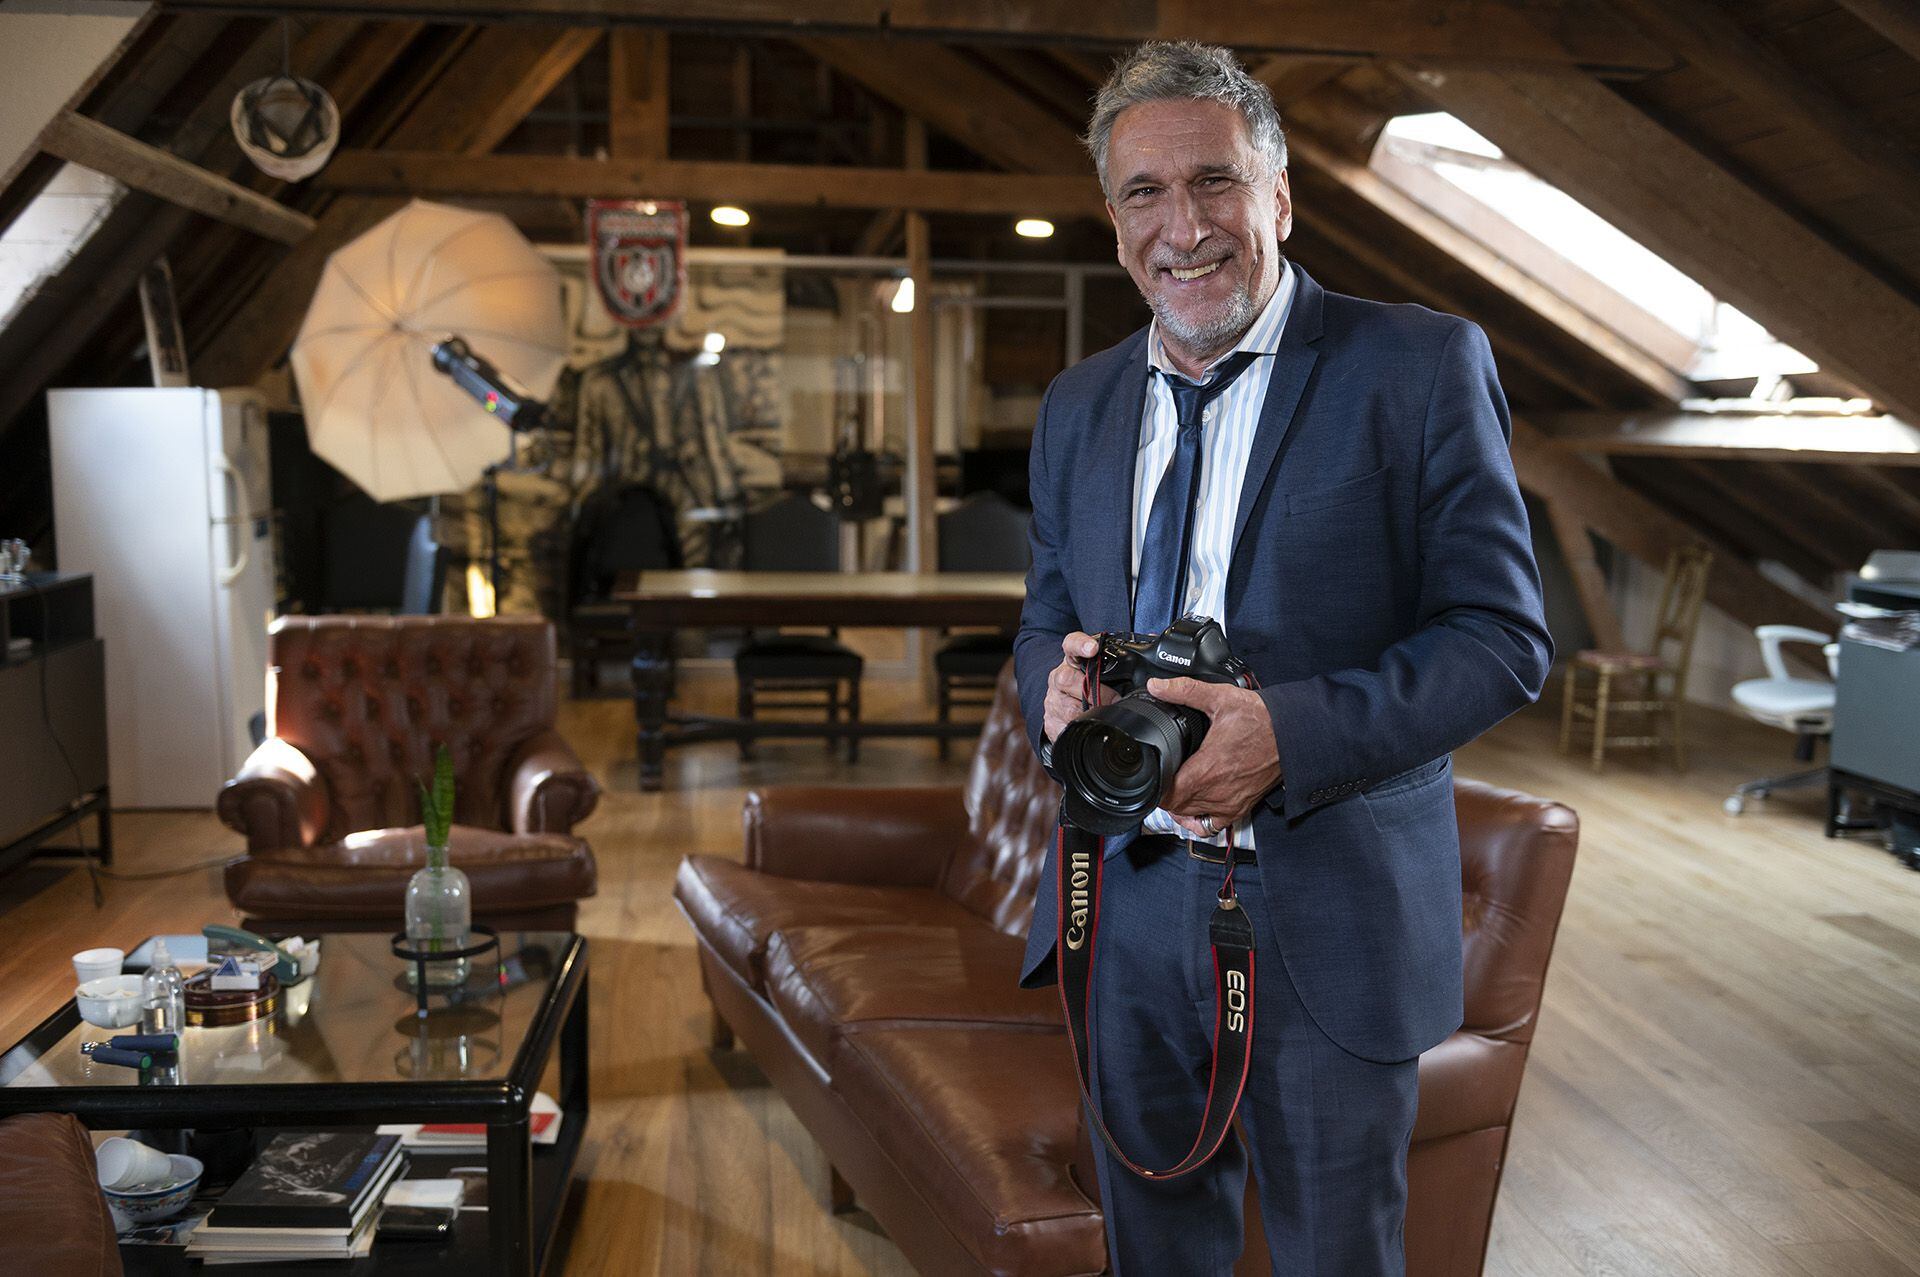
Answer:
[
  {"left": 0, "top": 162, "right": 124, "bottom": 332},
  {"left": 1373, "top": 113, "right": 1814, "bottom": 385}
]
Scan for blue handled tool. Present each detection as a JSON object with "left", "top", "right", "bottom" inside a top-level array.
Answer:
[
  {"left": 108, "top": 1034, "right": 178, "bottom": 1054},
  {"left": 80, "top": 1042, "right": 152, "bottom": 1069}
]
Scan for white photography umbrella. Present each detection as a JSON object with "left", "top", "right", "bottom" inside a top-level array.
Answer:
[{"left": 290, "top": 200, "right": 566, "bottom": 502}]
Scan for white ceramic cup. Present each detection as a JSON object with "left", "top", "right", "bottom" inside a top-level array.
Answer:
[
  {"left": 72, "top": 948, "right": 125, "bottom": 986},
  {"left": 96, "top": 1137, "right": 172, "bottom": 1190}
]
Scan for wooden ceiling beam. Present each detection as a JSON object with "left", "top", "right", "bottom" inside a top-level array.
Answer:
[
  {"left": 1389, "top": 62, "right": 1920, "bottom": 426},
  {"left": 608, "top": 29, "right": 669, "bottom": 160},
  {"left": 465, "top": 29, "right": 600, "bottom": 156},
  {"left": 795, "top": 38, "right": 1085, "bottom": 176},
  {"left": 1836, "top": 465, "right": 1920, "bottom": 531},
  {"left": 1606, "top": 0, "right": 1920, "bottom": 219},
  {"left": 194, "top": 25, "right": 600, "bottom": 389},
  {"left": 38, "top": 111, "right": 315, "bottom": 244},
  {"left": 853, "top": 209, "right": 902, "bottom": 256},
  {"left": 966, "top": 46, "right": 1100, "bottom": 126},
  {"left": 1612, "top": 457, "right": 1838, "bottom": 585},
  {"left": 0, "top": 17, "right": 365, "bottom": 436},
  {"left": 1508, "top": 420, "right": 1835, "bottom": 635},
  {"left": 317, "top": 150, "right": 1107, "bottom": 217},
  {"left": 1742, "top": 459, "right": 1909, "bottom": 564},
  {"left": 1251, "top": 56, "right": 1356, "bottom": 107},
  {"left": 153, "top": 0, "right": 1672, "bottom": 71},
  {"left": 1830, "top": 0, "right": 1920, "bottom": 70},
  {"left": 1531, "top": 411, "right": 1920, "bottom": 466},
  {"left": 320, "top": 19, "right": 427, "bottom": 115}
]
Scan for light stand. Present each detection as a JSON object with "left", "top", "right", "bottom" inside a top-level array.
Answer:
[{"left": 429, "top": 336, "right": 550, "bottom": 602}]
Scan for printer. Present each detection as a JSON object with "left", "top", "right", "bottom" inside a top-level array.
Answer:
[{"left": 1847, "top": 549, "right": 1920, "bottom": 612}]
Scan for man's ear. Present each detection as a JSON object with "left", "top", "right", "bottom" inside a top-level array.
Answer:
[
  {"left": 1274, "top": 167, "right": 1294, "bottom": 243},
  {"left": 1106, "top": 199, "right": 1123, "bottom": 263}
]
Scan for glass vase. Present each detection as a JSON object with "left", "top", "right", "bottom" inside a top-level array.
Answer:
[{"left": 404, "top": 842, "right": 471, "bottom": 989}]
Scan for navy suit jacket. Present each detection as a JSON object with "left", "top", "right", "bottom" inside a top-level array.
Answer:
[{"left": 1013, "top": 267, "right": 1552, "bottom": 1064}]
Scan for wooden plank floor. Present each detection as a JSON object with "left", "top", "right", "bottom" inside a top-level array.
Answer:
[{"left": 3, "top": 664, "right": 1919, "bottom": 1276}]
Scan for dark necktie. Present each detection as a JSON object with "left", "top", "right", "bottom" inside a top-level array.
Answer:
[{"left": 1131, "top": 350, "right": 1260, "bottom": 633}]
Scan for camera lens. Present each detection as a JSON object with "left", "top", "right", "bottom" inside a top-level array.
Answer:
[
  {"left": 1101, "top": 735, "right": 1142, "bottom": 773},
  {"left": 1054, "top": 692, "right": 1211, "bottom": 835}
]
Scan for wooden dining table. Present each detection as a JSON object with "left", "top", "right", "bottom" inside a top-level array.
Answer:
[{"left": 611, "top": 570, "right": 1028, "bottom": 788}]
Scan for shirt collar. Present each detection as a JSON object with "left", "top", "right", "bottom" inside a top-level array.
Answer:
[{"left": 1146, "top": 258, "right": 1295, "bottom": 381}]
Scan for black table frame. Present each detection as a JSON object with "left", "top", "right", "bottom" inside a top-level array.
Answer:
[{"left": 0, "top": 934, "right": 589, "bottom": 1276}]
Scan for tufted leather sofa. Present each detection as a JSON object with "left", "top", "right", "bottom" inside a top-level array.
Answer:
[
  {"left": 218, "top": 616, "right": 599, "bottom": 932},
  {"left": 674, "top": 664, "right": 1577, "bottom": 1275},
  {"left": 0, "top": 1113, "right": 120, "bottom": 1275}
]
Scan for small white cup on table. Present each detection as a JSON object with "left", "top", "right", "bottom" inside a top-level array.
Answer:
[{"left": 72, "top": 948, "right": 125, "bottom": 986}]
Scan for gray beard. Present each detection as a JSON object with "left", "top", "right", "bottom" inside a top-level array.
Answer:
[{"left": 1149, "top": 284, "right": 1260, "bottom": 359}]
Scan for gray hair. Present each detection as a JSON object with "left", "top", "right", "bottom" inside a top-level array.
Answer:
[{"left": 1085, "top": 42, "right": 1288, "bottom": 197}]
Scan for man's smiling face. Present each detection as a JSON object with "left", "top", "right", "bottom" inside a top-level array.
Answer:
[{"left": 1103, "top": 96, "right": 1292, "bottom": 370}]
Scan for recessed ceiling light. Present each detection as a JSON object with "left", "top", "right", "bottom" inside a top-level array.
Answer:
[
  {"left": 890, "top": 276, "right": 915, "bottom": 314},
  {"left": 1015, "top": 218, "right": 1055, "bottom": 239},
  {"left": 710, "top": 205, "right": 750, "bottom": 227}
]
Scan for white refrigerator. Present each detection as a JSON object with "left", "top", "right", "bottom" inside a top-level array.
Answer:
[{"left": 49, "top": 387, "right": 274, "bottom": 809}]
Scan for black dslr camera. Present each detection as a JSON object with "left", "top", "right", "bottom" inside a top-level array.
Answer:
[{"left": 1053, "top": 617, "right": 1255, "bottom": 835}]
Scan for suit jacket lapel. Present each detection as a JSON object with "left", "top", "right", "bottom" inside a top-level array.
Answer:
[
  {"left": 1081, "top": 330, "right": 1150, "bottom": 632},
  {"left": 1232, "top": 266, "right": 1326, "bottom": 557}
]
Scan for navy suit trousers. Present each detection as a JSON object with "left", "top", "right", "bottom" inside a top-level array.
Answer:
[{"left": 1087, "top": 838, "right": 1419, "bottom": 1276}]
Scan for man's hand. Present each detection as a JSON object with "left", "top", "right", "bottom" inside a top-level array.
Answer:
[
  {"left": 1149, "top": 677, "right": 1283, "bottom": 838},
  {"left": 1042, "top": 632, "right": 1114, "bottom": 744}
]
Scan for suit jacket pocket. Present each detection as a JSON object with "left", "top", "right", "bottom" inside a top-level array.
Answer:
[
  {"left": 1286, "top": 464, "right": 1390, "bottom": 515},
  {"left": 1363, "top": 755, "right": 1449, "bottom": 800}
]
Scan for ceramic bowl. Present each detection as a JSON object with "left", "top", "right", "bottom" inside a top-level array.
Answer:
[
  {"left": 105, "top": 1154, "right": 203, "bottom": 1227},
  {"left": 75, "top": 974, "right": 145, "bottom": 1028}
]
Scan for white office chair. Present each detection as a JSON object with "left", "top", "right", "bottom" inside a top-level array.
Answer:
[{"left": 1724, "top": 626, "right": 1840, "bottom": 815}]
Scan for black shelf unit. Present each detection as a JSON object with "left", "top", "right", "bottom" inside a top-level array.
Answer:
[{"left": 0, "top": 571, "right": 110, "bottom": 876}]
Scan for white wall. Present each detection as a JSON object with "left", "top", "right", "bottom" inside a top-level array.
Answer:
[{"left": 0, "top": 0, "right": 151, "bottom": 192}]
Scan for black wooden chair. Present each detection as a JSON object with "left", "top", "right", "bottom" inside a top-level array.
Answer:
[
  {"left": 933, "top": 492, "right": 1029, "bottom": 756},
  {"left": 568, "top": 483, "right": 681, "bottom": 696},
  {"left": 734, "top": 493, "right": 863, "bottom": 761}
]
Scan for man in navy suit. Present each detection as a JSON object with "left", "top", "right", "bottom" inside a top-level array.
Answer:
[{"left": 1013, "top": 42, "right": 1553, "bottom": 1275}]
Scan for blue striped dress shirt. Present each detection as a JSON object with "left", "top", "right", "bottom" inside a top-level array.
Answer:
[{"left": 1131, "top": 261, "right": 1297, "bottom": 846}]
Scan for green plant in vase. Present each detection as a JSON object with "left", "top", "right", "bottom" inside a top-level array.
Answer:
[{"left": 405, "top": 744, "right": 471, "bottom": 989}]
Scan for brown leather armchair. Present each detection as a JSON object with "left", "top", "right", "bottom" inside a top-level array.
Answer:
[
  {"left": 218, "top": 616, "right": 599, "bottom": 932},
  {"left": 0, "top": 1113, "right": 120, "bottom": 1276},
  {"left": 675, "top": 665, "right": 1577, "bottom": 1276}
]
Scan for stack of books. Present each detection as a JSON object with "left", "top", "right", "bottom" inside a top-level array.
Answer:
[{"left": 185, "top": 1132, "right": 406, "bottom": 1264}]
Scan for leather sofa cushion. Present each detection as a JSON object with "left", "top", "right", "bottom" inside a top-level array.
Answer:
[
  {"left": 944, "top": 665, "right": 1062, "bottom": 937},
  {"left": 1412, "top": 1030, "right": 1529, "bottom": 1143},
  {"left": 765, "top": 925, "right": 1062, "bottom": 1066},
  {"left": 0, "top": 1113, "right": 121, "bottom": 1276},
  {"left": 830, "top": 1024, "right": 1105, "bottom": 1277},
  {"left": 227, "top": 823, "right": 596, "bottom": 921},
  {"left": 675, "top": 855, "right": 977, "bottom": 991}
]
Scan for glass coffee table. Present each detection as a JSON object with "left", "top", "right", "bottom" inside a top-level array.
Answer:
[{"left": 0, "top": 931, "right": 587, "bottom": 1276}]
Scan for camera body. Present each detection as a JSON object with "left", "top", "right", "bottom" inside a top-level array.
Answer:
[
  {"left": 1054, "top": 617, "right": 1255, "bottom": 835},
  {"left": 1092, "top": 616, "right": 1255, "bottom": 698}
]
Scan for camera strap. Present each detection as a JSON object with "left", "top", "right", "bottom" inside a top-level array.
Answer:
[{"left": 1054, "top": 823, "right": 1256, "bottom": 1180}]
